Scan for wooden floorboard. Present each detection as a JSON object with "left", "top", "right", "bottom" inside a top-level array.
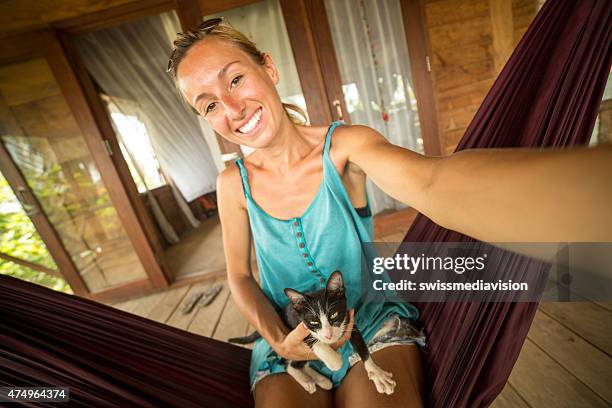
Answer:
[
  {"left": 146, "top": 285, "right": 191, "bottom": 324},
  {"left": 595, "top": 302, "right": 612, "bottom": 313},
  {"left": 165, "top": 280, "right": 217, "bottom": 330},
  {"left": 187, "top": 281, "right": 230, "bottom": 337},
  {"left": 111, "top": 296, "right": 143, "bottom": 314},
  {"left": 538, "top": 302, "right": 612, "bottom": 357},
  {"left": 527, "top": 310, "right": 612, "bottom": 404},
  {"left": 165, "top": 216, "right": 226, "bottom": 280},
  {"left": 509, "top": 339, "right": 609, "bottom": 407},
  {"left": 132, "top": 293, "right": 163, "bottom": 317},
  {"left": 212, "top": 293, "right": 250, "bottom": 349},
  {"left": 490, "top": 383, "right": 530, "bottom": 408}
]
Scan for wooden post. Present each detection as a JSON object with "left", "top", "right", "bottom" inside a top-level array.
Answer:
[
  {"left": 489, "top": 0, "right": 515, "bottom": 75},
  {"left": 400, "top": 0, "right": 443, "bottom": 156},
  {"left": 302, "top": 0, "right": 350, "bottom": 124},
  {"left": 279, "top": 0, "right": 334, "bottom": 126}
]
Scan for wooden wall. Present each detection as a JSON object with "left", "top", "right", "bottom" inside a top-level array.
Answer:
[{"left": 424, "top": 0, "right": 543, "bottom": 155}]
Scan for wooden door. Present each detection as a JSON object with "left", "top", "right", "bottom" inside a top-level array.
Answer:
[{"left": 0, "top": 30, "right": 168, "bottom": 301}]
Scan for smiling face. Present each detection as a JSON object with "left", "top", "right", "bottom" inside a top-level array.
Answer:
[{"left": 176, "top": 37, "right": 287, "bottom": 148}]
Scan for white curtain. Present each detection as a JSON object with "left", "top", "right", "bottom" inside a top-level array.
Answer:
[
  {"left": 75, "top": 11, "right": 218, "bottom": 202},
  {"left": 106, "top": 100, "right": 181, "bottom": 244},
  {"left": 324, "top": 0, "right": 423, "bottom": 214}
]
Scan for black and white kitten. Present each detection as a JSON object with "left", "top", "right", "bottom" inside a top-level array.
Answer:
[{"left": 229, "top": 271, "right": 395, "bottom": 394}]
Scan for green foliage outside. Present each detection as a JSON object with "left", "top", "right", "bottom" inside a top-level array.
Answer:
[{"left": 0, "top": 173, "right": 73, "bottom": 293}]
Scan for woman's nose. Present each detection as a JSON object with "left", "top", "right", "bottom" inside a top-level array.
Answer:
[{"left": 220, "top": 94, "right": 246, "bottom": 119}]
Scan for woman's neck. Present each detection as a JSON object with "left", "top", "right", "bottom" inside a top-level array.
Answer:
[{"left": 252, "top": 117, "right": 316, "bottom": 175}]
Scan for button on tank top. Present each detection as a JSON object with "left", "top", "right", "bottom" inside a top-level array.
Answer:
[{"left": 235, "top": 121, "right": 419, "bottom": 388}]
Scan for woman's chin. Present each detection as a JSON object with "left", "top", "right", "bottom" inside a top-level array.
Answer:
[{"left": 242, "top": 127, "right": 278, "bottom": 149}]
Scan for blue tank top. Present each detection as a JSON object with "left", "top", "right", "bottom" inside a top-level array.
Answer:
[{"left": 235, "top": 121, "right": 419, "bottom": 388}]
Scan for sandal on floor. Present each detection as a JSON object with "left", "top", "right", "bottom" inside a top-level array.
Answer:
[
  {"left": 200, "top": 283, "right": 223, "bottom": 307},
  {"left": 182, "top": 292, "right": 204, "bottom": 315}
]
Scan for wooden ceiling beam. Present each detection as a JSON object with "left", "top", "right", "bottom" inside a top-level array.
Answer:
[{"left": 53, "top": 0, "right": 174, "bottom": 35}]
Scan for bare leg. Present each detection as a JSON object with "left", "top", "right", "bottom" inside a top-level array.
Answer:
[
  {"left": 254, "top": 372, "right": 334, "bottom": 408},
  {"left": 335, "top": 345, "right": 425, "bottom": 408}
]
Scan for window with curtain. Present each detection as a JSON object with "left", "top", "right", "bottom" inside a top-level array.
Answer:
[
  {"left": 324, "top": 0, "right": 423, "bottom": 215},
  {"left": 75, "top": 11, "right": 218, "bottom": 202},
  {"left": 105, "top": 100, "right": 166, "bottom": 193}
]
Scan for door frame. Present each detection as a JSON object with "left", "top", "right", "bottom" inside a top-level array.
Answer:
[{"left": 400, "top": 0, "right": 442, "bottom": 156}]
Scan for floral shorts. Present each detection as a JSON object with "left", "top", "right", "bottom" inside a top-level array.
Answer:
[{"left": 348, "top": 314, "right": 426, "bottom": 367}]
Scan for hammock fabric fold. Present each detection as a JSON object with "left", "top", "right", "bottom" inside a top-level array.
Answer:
[
  {"left": 0, "top": 276, "right": 252, "bottom": 407},
  {"left": 1, "top": 0, "right": 610, "bottom": 406}
]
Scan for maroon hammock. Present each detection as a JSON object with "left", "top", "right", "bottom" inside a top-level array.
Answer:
[
  {"left": 1, "top": 0, "right": 610, "bottom": 407},
  {"left": 407, "top": 0, "right": 610, "bottom": 406}
]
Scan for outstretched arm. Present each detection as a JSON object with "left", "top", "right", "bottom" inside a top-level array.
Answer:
[{"left": 343, "top": 125, "right": 612, "bottom": 242}]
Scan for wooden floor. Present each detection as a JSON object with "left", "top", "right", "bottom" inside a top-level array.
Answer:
[
  {"left": 165, "top": 216, "right": 226, "bottom": 281},
  {"left": 108, "top": 209, "right": 612, "bottom": 407}
]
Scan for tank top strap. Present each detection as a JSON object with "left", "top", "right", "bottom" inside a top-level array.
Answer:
[
  {"left": 321, "top": 120, "right": 369, "bottom": 214},
  {"left": 323, "top": 120, "right": 345, "bottom": 158},
  {"left": 234, "top": 158, "right": 252, "bottom": 200}
]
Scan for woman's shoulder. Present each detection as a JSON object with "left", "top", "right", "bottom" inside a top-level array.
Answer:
[
  {"left": 330, "top": 123, "right": 382, "bottom": 159},
  {"left": 217, "top": 161, "right": 247, "bottom": 210},
  {"left": 334, "top": 123, "right": 380, "bottom": 143}
]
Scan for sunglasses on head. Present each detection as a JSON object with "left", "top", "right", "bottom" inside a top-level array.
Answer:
[{"left": 167, "top": 17, "right": 224, "bottom": 73}]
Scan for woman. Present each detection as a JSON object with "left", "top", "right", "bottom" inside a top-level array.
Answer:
[{"left": 168, "top": 20, "right": 612, "bottom": 408}]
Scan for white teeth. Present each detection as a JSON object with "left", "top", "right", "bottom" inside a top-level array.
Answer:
[{"left": 238, "top": 108, "right": 262, "bottom": 134}]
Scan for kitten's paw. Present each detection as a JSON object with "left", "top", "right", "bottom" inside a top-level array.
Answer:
[
  {"left": 364, "top": 360, "right": 396, "bottom": 395},
  {"left": 287, "top": 365, "right": 317, "bottom": 394},
  {"left": 317, "top": 377, "right": 333, "bottom": 390},
  {"left": 324, "top": 352, "right": 343, "bottom": 371},
  {"left": 301, "top": 379, "right": 317, "bottom": 394},
  {"left": 312, "top": 343, "right": 343, "bottom": 371},
  {"left": 304, "top": 365, "right": 333, "bottom": 390}
]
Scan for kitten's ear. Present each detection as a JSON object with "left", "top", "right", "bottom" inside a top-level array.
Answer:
[
  {"left": 326, "top": 270, "right": 344, "bottom": 293},
  {"left": 284, "top": 288, "right": 306, "bottom": 305}
]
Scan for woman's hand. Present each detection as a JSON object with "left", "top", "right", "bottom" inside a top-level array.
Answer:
[
  {"left": 274, "top": 309, "right": 355, "bottom": 360},
  {"left": 274, "top": 323, "right": 316, "bottom": 361}
]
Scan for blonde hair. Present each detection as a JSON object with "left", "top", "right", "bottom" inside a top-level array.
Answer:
[{"left": 168, "top": 20, "right": 307, "bottom": 125}]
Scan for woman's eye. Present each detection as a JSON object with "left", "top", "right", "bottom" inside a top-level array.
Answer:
[
  {"left": 231, "top": 75, "right": 243, "bottom": 87},
  {"left": 330, "top": 312, "right": 338, "bottom": 319},
  {"left": 205, "top": 102, "right": 217, "bottom": 114}
]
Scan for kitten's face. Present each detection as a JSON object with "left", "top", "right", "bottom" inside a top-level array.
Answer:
[{"left": 285, "top": 271, "right": 349, "bottom": 344}]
